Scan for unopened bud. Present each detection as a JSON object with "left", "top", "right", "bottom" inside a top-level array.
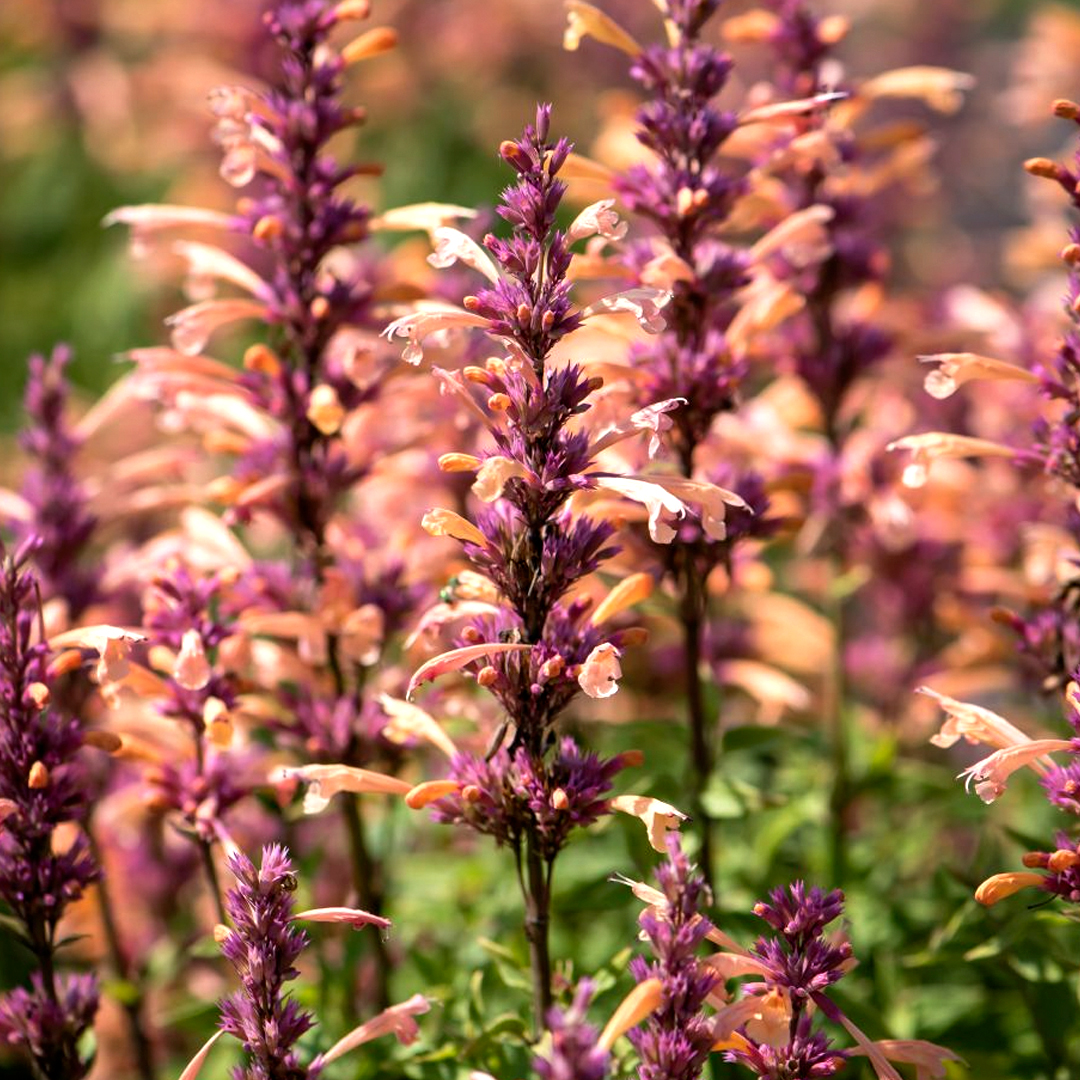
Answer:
[
  {"left": 464, "top": 366, "right": 491, "bottom": 384},
  {"left": 618, "top": 749, "right": 645, "bottom": 768},
  {"left": 817, "top": 14, "right": 849, "bottom": 44},
  {"left": 253, "top": 215, "right": 283, "bottom": 241},
  {"left": 1023, "top": 851, "right": 1049, "bottom": 868},
  {"left": 333, "top": 0, "right": 371, "bottom": 20},
  {"left": 310, "top": 296, "right": 330, "bottom": 321},
  {"left": 551, "top": 788, "right": 570, "bottom": 810},
  {"left": 676, "top": 187, "right": 696, "bottom": 217},
  {"left": 499, "top": 140, "right": 531, "bottom": 171},
  {"left": 307, "top": 384, "right": 345, "bottom": 435},
  {"left": 438, "top": 452, "right": 481, "bottom": 472},
  {"left": 618, "top": 626, "right": 649, "bottom": 647},
  {"left": 1049, "top": 849, "right": 1080, "bottom": 872},
  {"left": 541, "top": 309, "right": 555, "bottom": 331},
  {"left": 84, "top": 730, "right": 123, "bottom": 753},
  {"left": 1053, "top": 98, "right": 1080, "bottom": 120},
  {"left": 243, "top": 344, "right": 281, "bottom": 377},
  {"left": 462, "top": 784, "right": 482, "bottom": 802},
  {"left": 487, "top": 393, "right": 512, "bottom": 411},
  {"left": 540, "top": 656, "right": 565, "bottom": 679},
  {"left": 1063, "top": 243, "right": 1080, "bottom": 266},
  {"left": 1024, "top": 157, "right": 1064, "bottom": 180},
  {"left": 463, "top": 295, "right": 481, "bottom": 311},
  {"left": 461, "top": 626, "right": 483, "bottom": 644},
  {"left": 26, "top": 683, "right": 49, "bottom": 709},
  {"left": 585, "top": 376, "right": 604, "bottom": 393},
  {"left": 213, "top": 923, "right": 231, "bottom": 943},
  {"left": 341, "top": 26, "right": 398, "bottom": 64},
  {"left": 28, "top": 762, "right": 49, "bottom": 789},
  {"left": 516, "top": 303, "right": 532, "bottom": 324},
  {"left": 477, "top": 665, "right": 499, "bottom": 687}
]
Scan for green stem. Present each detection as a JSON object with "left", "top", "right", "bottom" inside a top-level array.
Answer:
[{"left": 520, "top": 827, "right": 553, "bottom": 1036}]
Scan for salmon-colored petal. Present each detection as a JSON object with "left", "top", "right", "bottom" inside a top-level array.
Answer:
[{"left": 407, "top": 642, "right": 531, "bottom": 700}]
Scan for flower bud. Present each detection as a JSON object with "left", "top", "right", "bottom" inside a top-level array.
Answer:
[
  {"left": 476, "top": 665, "right": 499, "bottom": 687},
  {"left": 28, "top": 762, "right": 49, "bottom": 789},
  {"left": 487, "top": 393, "right": 512, "bottom": 411},
  {"left": 1053, "top": 98, "right": 1080, "bottom": 120}
]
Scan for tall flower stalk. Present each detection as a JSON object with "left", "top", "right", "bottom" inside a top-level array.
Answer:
[
  {"left": 381, "top": 103, "right": 738, "bottom": 1029},
  {"left": 0, "top": 540, "right": 99, "bottom": 1080}
]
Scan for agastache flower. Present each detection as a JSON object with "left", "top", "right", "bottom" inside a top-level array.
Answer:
[{"left": 0, "top": 539, "right": 100, "bottom": 1080}]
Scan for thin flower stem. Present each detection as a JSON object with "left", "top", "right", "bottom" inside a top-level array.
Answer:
[
  {"left": 341, "top": 792, "right": 392, "bottom": 1011},
  {"left": 199, "top": 839, "right": 229, "bottom": 928},
  {"left": 522, "top": 824, "right": 554, "bottom": 1034},
  {"left": 826, "top": 571, "right": 849, "bottom": 886},
  {"left": 87, "top": 826, "right": 156, "bottom": 1080}
]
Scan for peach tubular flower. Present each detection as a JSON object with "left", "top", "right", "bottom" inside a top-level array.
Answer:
[
  {"left": 406, "top": 642, "right": 532, "bottom": 699},
  {"left": 609, "top": 794, "right": 688, "bottom": 851},
  {"left": 848, "top": 1039, "right": 965, "bottom": 1080},
  {"left": 886, "top": 432, "right": 1015, "bottom": 488},
  {"left": 165, "top": 298, "right": 268, "bottom": 356},
  {"left": 749, "top": 205, "right": 834, "bottom": 269},
  {"left": 647, "top": 475, "right": 749, "bottom": 540},
  {"left": 378, "top": 694, "right": 458, "bottom": 758},
  {"left": 174, "top": 629, "right": 212, "bottom": 691},
  {"left": 370, "top": 202, "right": 477, "bottom": 232},
  {"left": 598, "top": 978, "right": 663, "bottom": 1051},
  {"left": 860, "top": 66, "right": 976, "bottom": 114},
  {"left": 919, "top": 352, "right": 1038, "bottom": 399},
  {"left": 592, "top": 476, "right": 686, "bottom": 542},
  {"left": 318, "top": 994, "right": 431, "bottom": 1065},
  {"left": 178, "top": 1030, "right": 226, "bottom": 1080},
  {"left": 421, "top": 508, "right": 489, "bottom": 547},
  {"left": 427, "top": 227, "right": 501, "bottom": 282},
  {"left": 279, "top": 763, "right": 412, "bottom": 815},
  {"left": 958, "top": 739, "right": 1073, "bottom": 802},
  {"left": 974, "top": 871, "right": 1046, "bottom": 906},
  {"left": 578, "top": 642, "right": 622, "bottom": 698},
  {"left": 580, "top": 287, "right": 671, "bottom": 334},
  {"left": 589, "top": 398, "right": 687, "bottom": 458},
  {"left": 381, "top": 305, "right": 489, "bottom": 364},
  {"left": 49, "top": 625, "right": 147, "bottom": 684},
  {"left": 590, "top": 572, "right": 654, "bottom": 625},
  {"left": 568, "top": 199, "right": 628, "bottom": 243},
  {"left": 293, "top": 906, "right": 391, "bottom": 930},
  {"left": 563, "top": 0, "right": 643, "bottom": 57},
  {"left": 404, "top": 779, "right": 461, "bottom": 809},
  {"left": 173, "top": 240, "right": 270, "bottom": 299},
  {"left": 473, "top": 456, "right": 530, "bottom": 501},
  {"left": 919, "top": 687, "right": 1034, "bottom": 750}
]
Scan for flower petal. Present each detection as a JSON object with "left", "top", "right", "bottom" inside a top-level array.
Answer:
[
  {"left": 319, "top": 994, "right": 431, "bottom": 1065},
  {"left": 407, "top": 642, "right": 532, "bottom": 700}
]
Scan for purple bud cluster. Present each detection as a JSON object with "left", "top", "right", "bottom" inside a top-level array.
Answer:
[
  {"left": 219, "top": 844, "right": 318, "bottom": 1080},
  {"left": 533, "top": 980, "right": 610, "bottom": 1080},
  {"left": 432, "top": 738, "right": 629, "bottom": 860},
  {"left": 616, "top": 1, "right": 748, "bottom": 456},
  {"left": 0, "top": 539, "right": 99, "bottom": 1079},
  {"left": 15, "top": 347, "right": 98, "bottom": 617},
  {"left": 725, "top": 882, "right": 851, "bottom": 1078},
  {"left": 628, "top": 837, "right": 720, "bottom": 1080}
]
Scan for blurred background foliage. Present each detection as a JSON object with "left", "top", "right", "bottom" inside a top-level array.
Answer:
[{"left": 5, "top": 1, "right": 1080, "bottom": 1078}]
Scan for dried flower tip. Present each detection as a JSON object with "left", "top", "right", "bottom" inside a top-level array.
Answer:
[
  {"left": 974, "top": 872, "right": 1044, "bottom": 906},
  {"left": 212, "top": 922, "right": 230, "bottom": 943},
  {"left": 487, "top": 393, "right": 512, "bottom": 411},
  {"left": 1048, "top": 850, "right": 1080, "bottom": 872},
  {"left": 618, "top": 749, "right": 644, "bottom": 767},
  {"left": 551, "top": 788, "right": 570, "bottom": 810},
  {"left": 540, "top": 655, "right": 565, "bottom": 679},
  {"left": 463, "top": 366, "right": 491, "bottom": 384},
  {"left": 307, "top": 384, "right": 346, "bottom": 435},
  {"left": 1025, "top": 157, "right": 1065, "bottom": 180},
  {"left": 499, "top": 141, "right": 532, "bottom": 171},
  {"left": 599, "top": 978, "right": 663, "bottom": 1050},
  {"left": 462, "top": 784, "right": 482, "bottom": 802},
  {"left": 28, "top": 761, "right": 49, "bottom": 789},
  {"left": 84, "top": 730, "right": 123, "bottom": 753},
  {"left": 342, "top": 26, "right": 398, "bottom": 64},
  {"left": 1053, "top": 98, "right": 1080, "bottom": 120},
  {"left": 26, "top": 682, "right": 50, "bottom": 708},
  {"left": 564, "top": 0, "right": 643, "bottom": 58},
  {"left": 405, "top": 779, "right": 461, "bottom": 810},
  {"left": 586, "top": 376, "right": 604, "bottom": 393},
  {"left": 438, "top": 452, "right": 482, "bottom": 472},
  {"left": 721, "top": 10, "right": 780, "bottom": 42},
  {"left": 243, "top": 343, "right": 281, "bottom": 376},
  {"left": 333, "top": 0, "right": 372, "bottom": 20},
  {"left": 1022, "top": 851, "right": 1048, "bottom": 868},
  {"left": 477, "top": 665, "right": 499, "bottom": 687}
]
